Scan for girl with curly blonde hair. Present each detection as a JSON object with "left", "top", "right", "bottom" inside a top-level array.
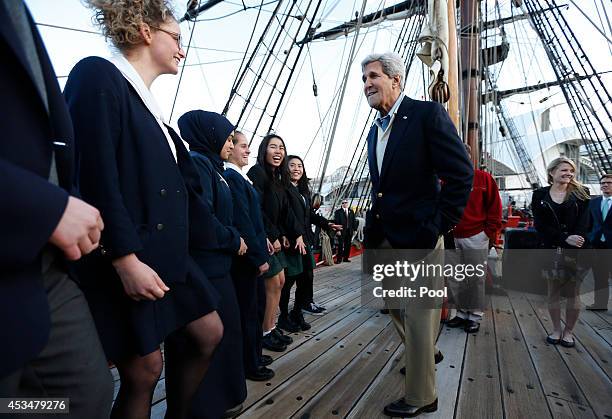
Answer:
[{"left": 65, "top": 1, "right": 224, "bottom": 418}]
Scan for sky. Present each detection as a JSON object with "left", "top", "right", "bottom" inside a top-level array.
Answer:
[{"left": 26, "top": 0, "right": 612, "bottom": 183}]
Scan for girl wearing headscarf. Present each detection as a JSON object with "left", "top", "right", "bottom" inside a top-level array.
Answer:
[
  {"left": 64, "top": 2, "right": 222, "bottom": 417},
  {"left": 170, "top": 110, "right": 247, "bottom": 418}
]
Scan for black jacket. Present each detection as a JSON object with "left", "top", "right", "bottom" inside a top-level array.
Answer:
[
  {"left": 225, "top": 168, "right": 269, "bottom": 268},
  {"left": 334, "top": 207, "right": 358, "bottom": 235},
  {"left": 65, "top": 57, "right": 215, "bottom": 286},
  {"left": 286, "top": 185, "right": 330, "bottom": 247},
  {"left": 0, "top": 3, "right": 73, "bottom": 377},
  {"left": 365, "top": 96, "right": 473, "bottom": 249},
  {"left": 531, "top": 186, "right": 590, "bottom": 249},
  {"left": 247, "top": 164, "right": 300, "bottom": 242}
]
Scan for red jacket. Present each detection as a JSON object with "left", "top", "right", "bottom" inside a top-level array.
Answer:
[{"left": 453, "top": 169, "right": 502, "bottom": 240}]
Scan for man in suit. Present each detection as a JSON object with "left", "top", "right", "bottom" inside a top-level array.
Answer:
[
  {"left": 362, "top": 52, "right": 473, "bottom": 417},
  {"left": 334, "top": 199, "right": 357, "bottom": 262},
  {"left": 586, "top": 173, "right": 612, "bottom": 310},
  {"left": 0, "top": 2, "right": 113, "bottom": 416}
]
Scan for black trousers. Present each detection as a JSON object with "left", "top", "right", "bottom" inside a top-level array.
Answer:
[
  {"left": 231, "top": 262, "right": 261, "bottom": 374},
  {"left": 337, "top": 231, "right": 352, "bottom": 260},
  {"left": 591, "top": 242, "right": 611, "bottom": 308},
  {"left": 280, "top": 260, "right": 315, "bottom": 315},
  {"left": 0, "top": 261, "right": 113, "bottom": 419}
]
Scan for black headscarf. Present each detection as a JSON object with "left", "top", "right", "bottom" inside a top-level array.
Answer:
[{"left": 178, "top": 110, "right": 235, "bottom": 171}]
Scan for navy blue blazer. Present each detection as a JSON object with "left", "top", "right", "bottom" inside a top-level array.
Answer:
[
  {"left": 365, "top": 96, "right": 473, "bottom": 249},
  {"left": 225, "top": 168, "right": 269, "bottom": 269},
  {"left": 64, "top": 57, "right": 214, "bottom": 286},
  {"left": 189, "top": 152, "right": 241, "bottom": 278},
  {"left": 0, "top": 3, "right": 75, "bottom": 376},
  {"left": 588, "top": 196, "right": 612, "bottom": 248}
]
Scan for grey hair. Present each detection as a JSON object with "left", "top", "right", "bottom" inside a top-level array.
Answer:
[{"left": 361, "top": 52, "right": 405, "bottom": 90}]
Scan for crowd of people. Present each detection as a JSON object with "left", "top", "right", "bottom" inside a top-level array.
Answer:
[{"left": 1, "top": 1, "right": 610, "bottom": 419}]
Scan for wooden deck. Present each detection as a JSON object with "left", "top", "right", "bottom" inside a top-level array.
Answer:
[{"left": 111, "top": 256, "right": 612, "bottom": 418}]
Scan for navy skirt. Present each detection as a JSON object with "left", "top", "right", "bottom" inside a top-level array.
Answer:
[{"left": 77, "top": 256, "right": 219, "bottom": 363}]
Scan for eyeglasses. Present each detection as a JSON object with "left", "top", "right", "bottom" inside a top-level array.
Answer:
[{"left": 150, "top": 26, "right": 182, "bottom": 49}]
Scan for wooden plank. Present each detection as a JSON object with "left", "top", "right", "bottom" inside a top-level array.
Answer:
[
  {"left": 241, "top": 314, "right": 392, "bottom": 418},
  {"left": 292, "top": 323, "right": 400, "bottom": 418},
  {"left": 507, "top": 292, "right": 588, "bottom": 406},
  {"left": 491, "top": 294, "right": 552, "bottom": 419},
  {"left": 430, "top": 322, "right": 467, "bottom": 418},
  {"left": 529, "top": 300, "right": 612, "bottom": 418},
  {"left": 571, "top": 316, "right": 612, "bottom": 379},
  {"left": 344, "top": 344, "right": 404, "bottom": 419},
  {"left": 455, "top": 306, "right": 504, "bottom": 419},
  {"left": 580, "top": 310, "right": 612, "bottom": 347},
  {"left": 242, "top": 309, "right": 379, "bottom": 409}
]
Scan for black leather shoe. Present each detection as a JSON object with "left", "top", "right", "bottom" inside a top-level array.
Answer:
[
  {"left": 272, "top": 328, "right": 293, "bottom": 344},
  {"left": 262, "top": 333, "right": 286, "bottom": 352},
  {"left": 222, "top": 403, "right": 243, "bottom": 418},
  {"left": 446, "top": 316, "right": 466, "bottom": 328},
  {"left": 586, "top": 304, "right": 608, "bottom": 311},
  {"left": 560, "top": 336, "right": 575, "bottom": 348},
  {"left": 400, "top": 351, "right": 443, "bottom": 375},
  {"left": 344, "top": 259, "right": 351, "bottom": 263},
  {"left": 260, "top": 355, "right": 273, "bottom": 366},
  {"left": 246, "top": 366, "right": 275, "bottom": 381},
  {"left": 380, "top": 308, "right": 390, "bottom": 314},
  {"left": 277, "top": 313, "right": 300, "bottom": 333},
  {"left": 383, "top": 398, "right": 437, "bottom": 417},
  {"left": 464, "top": 320, "right": 480, "bottom": 333},
  {"left": 290, "top": 310, "right": 311, "bottom": 331}
]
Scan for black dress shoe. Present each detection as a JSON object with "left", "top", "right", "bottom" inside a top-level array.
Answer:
[
  {"left": 344, "top": 259, "right": 351, "bottom": 263},
  {"left": 246, "top": 366, "right": 275, "bottom": 381},
  {"left": 380, "top": 308, "right": 390, "bottom": 314},
  {"left": 446, "top": 316, "right": 466, "bottom": 328},
  {"left": 464, "top": 320, "right": 480, "bottom": 333},
  {"left": 277, "top": 313, "right": 300, "bottom": 333},
  {"left": 272, "top": 328, "right": 293, "bottom": 344},
  {"left": 290, "top": 310, "right": 311, "bottom": 331},
  {"left": 222, "top": 403, "right": 243, "bottom": 418},
  {"left": 383, "top": 398, "right": 437, "bottom": 417},
  {"left": 586, "top": 304, "right": 608, "bottom": 311},
  {"left": 400, "top": 351, "right": 443, "bottom": 375},
  {"left": 262, "top": 333, "right": 286, "bottom": 352},
  {"left": 260, "top": 355, "right": 273, "bottom": 366},
  {"left": 560, "top": 336, "right": 575, "bottom": 348}
]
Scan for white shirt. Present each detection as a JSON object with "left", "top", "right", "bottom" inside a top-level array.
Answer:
[
  {"left": 374, "top": 94, "right": 404, "bottom": 175},
  {"left": 108, "top": 54, "right": 177, "bottom": 162}
]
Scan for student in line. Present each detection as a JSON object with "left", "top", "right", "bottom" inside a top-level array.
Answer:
[
  {"left": 174, "top": 110, "right": 248, "bottom": 418},
  {"left": 248, "top": 134, "right": 302, "bottom": 352},
  {"left": 64, "top": 2, "right": 223, "bottom": 417},
  {"left": 225, "top": 131, "right": 276, "bottom": 381}
]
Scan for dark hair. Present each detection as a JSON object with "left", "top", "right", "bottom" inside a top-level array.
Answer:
[
  {"left": 256, "top": 134, "right": 290, "bottom": 187},
  {"left": 287, "top": 155, "right": 311, "bottom": 198},
  {"left": 601, "top": 173, "right": 612, "bottom": 182}
]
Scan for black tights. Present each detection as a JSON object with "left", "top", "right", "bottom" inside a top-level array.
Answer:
[{"left": 112, "top": 311, "right": 223, "bottom": 419}]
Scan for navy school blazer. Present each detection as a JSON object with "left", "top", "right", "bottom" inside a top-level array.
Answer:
[
  {"left": 0, "top": 3, "right": 75, "bottom": 377},
  {"left": 225, "top": 167, "right": 270, "bottom": 269},
  {"left": 365, "top": 96, "right": 474, "bottom": 249},
  {"left": 64, "top": 56, "right": 216, "bottom": 286}
]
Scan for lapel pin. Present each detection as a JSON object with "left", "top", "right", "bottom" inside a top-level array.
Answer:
[{"left": 402, "top": 116, "right": 407, "bottom": 119}]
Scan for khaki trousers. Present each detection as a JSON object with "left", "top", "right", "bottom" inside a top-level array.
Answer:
[{"left": 381, "top": 237, "right": 443, "bottom": 406}]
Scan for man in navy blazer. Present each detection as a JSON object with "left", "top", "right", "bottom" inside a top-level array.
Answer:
[
  {"left": 586, "top": 174, "right": 612, "bottom": 310},
  {"left": 0, "top": 1, "right": 112, "bottom": 415},
  {"left": 362, "top": 52, "right": 473, "bottom": 417}
]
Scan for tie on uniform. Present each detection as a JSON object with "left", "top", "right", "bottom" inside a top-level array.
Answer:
[{"left": 602, "top": 197, "right": 610, "bottom": 241}]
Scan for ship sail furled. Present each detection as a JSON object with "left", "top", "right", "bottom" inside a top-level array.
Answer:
[{"left": 416, "top": 0, "right": 450, "bottom": 104}]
